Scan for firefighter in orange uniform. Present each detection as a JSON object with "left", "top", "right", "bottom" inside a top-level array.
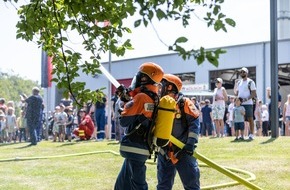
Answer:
[
  {"left": 157, "top": 74, "right": 201, "bottom": 190},
  {"left": 73, "top": 109, "right": 94, "bottom": 140},
  {"left": 114, "top": 62, "right": 164, "bottom": 190}
]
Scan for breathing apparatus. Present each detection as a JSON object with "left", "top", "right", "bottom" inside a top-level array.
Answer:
[{"left": 152, "top": 74, "right": 183, "bottom": 148}]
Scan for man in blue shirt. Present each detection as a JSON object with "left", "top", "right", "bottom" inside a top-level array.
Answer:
[{"left": 201, "top": 99, "right": 213, "bottom": 137}]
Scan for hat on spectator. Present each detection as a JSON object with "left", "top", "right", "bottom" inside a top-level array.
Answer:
[
  {"left": 240, "top": 67, "right": 248, "bottom": 73},
  {"left": 216, "top": 78, "right": 223, "bottom": 84},
  {"left": 79, "top": 108, "right": 86, "bottom": 113},
  {"left": 191, "top": 96, "right": 196, "bottom": 100},
  {"left": 205, "top": 99, "right": 210, "bottom": 103}
]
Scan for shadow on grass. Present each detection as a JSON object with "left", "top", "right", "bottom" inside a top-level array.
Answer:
[
  {"left": 15, "top": 143, "right": 37, "bottom": 149},
  {"left": 230, "top": 138, "right": 254, "bottom": 143},
  {"left": 260, "top": 137, "right": 276, "bottom": 144},
  {"left": 107, "top": 142, "right": 120, "bottom": 146},
  {"left": 58, "top": 142, "right": 76, "bottom": 147}
]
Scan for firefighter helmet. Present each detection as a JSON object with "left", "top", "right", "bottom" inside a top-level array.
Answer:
[
  {"left": 162, "top": 74, "right": 182, "bottom": 93},
  {"left": 139, "top": 62, "right": 164, "bottom": 83}
]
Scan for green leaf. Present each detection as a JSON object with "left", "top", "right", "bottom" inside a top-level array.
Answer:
[
  {"left": 134, "top": 19, "right": 141, "bottom": 27},
  {"left": 156, "top": 9, "right": 166, "bottom": 20},
  {"left": 175, "top": 37, "right": 188, "bottom": 43},
  {"left": 225, "top": 18, "right": 236, "bottom": 27}
]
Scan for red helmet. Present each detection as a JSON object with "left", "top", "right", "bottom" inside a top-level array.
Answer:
[
  {"left": 139, "top": 62, "right": 164, "bottom": 83},
  {"left": 163, "top": 74, "right": 182, "bottom": 92}
]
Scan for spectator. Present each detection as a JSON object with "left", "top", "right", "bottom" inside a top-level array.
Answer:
[
  {"left": 212, "top": 78, "right": 228, "bottom": 137},
  {"left": 0, "top": 111, "right": 6, "bottom": 143},
  {"left": 17, "top": 110, "right": 27, "bottom": 142},
  {"left": 199, "top": 101, "right": 205, "bottom": 137},
  {"left": 201, "top": 99, "right": 214, "bottom": 137},
  {"left": 224, "top": 105, "right": 230, "bottom": 136},
  {"left": 283, "top": 94, "right": 290, "bottom": 136},
  {"left": 233, "top": 97, "right": 246, "bottom": 141},
  {"left": 254, "top": 100, "right": 263, "bottom": 136},
  {"left": 261, "top": 104, "right": 269, "bottom": 136},
  {"left": 57, "top": 104, "right": 68, "bottom": 142},
  {"left": 266, "top": 85, "right": 282, "bottom": 135},
  {"left": 21, "top": 87, "right": 43, "bottom": 146},
  {"left": 0, "top": 98, "right": 7, "bottom": 114},
  {"left": 227, "top": 96, "right": 236, "bottom": 136},
  {"left": 234, "top": 67, "right": 257, "bottom": 140},
  {"left": 6, "top": 106, "right": 17, "bottom": 143},
  {"left": 65, "top": 108, "right": 74, "bottom": 142},
  {"left": 60, "top": 92, "right": 73, "bottom": 113},
  {"left": 73, "top": 108, "right": 95, "bottom": 140},
  {"left": 52, "top": 106, "right": 61, "bottom": 142},
  {"left": 90, "top": 90, "right": 107, "bottom": 141},
  {"left": 191, "top": 96, "right": 200, "bottom": 110}
]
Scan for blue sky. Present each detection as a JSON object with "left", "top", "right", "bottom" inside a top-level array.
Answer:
[{"left": 0, "top": 0, "right": 270, "bottom": 82}]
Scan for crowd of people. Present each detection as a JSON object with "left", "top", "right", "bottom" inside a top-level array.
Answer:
[
  {"left": 1, "top": 67, "right": 289, "bottom": 147},
  {"left": 0, "top": 87, "right": 44, "bottom": 145},
  {"left": 197, "top": 67, "right": 290, "bottom": 140}
]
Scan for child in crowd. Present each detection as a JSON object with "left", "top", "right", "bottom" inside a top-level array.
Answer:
[
  {"left": 65, "top": 109, "right": 74, "bottom": 142},
  {"left": 17, "top": 110, "right": 27, "bottom": 142},
  {"left": 261, "top": 104, "right": 269, "bottom": 136},
  {"left": 254, "top": 100, "right": 263, "bottom": 136},
  {"left": 233, "top": 97, "right": 246, "bottom": 141},
  {"left": 6, "top": 107, "right": 17, "bottom": 143},
  {"left": 0, "top": 111, "right": 6, "bottom": 143},
  {"left": 57, "top": 104, "right": 68, "bottom": 142},
  {"left": 227, "top": 96, "right": 236, "bottom": 137},
  {"left": 53, "top": 106, "right": 60, "bottom": 142}
]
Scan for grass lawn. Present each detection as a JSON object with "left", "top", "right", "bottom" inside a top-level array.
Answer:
[{"left": 0, "top": 136, "right": 290, "bottom": 190}]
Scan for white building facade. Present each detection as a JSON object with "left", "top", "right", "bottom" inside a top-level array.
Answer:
[{"left": 44, "top": 39, "right": 290, "bottom": 111}]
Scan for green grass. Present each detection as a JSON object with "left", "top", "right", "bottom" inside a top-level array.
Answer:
[{"left": 0, "top": 137, "right": 290, "bottom": 190}]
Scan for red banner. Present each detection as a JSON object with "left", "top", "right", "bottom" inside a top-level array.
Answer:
[{"left": 41, "top": 50, "right": 53, "bottom": 88}]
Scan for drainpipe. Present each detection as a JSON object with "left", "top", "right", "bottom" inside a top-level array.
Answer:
[{"left": 262, "top": 42, "right": 266, "bottom": 104}]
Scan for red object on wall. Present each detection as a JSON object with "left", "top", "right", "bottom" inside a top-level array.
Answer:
[{"left": 41, "top": 50, "right": 53, "bottom": 88}]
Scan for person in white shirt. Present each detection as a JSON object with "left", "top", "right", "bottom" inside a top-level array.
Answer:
[
  {"left": 234, "top": 67, "right": 257, "bottom": 140},
  {"left": 261, "top": 105, "right": 269, "bottom": 136}
]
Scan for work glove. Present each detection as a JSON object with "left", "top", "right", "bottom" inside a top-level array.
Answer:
[
  {"left": 183, "top": 143, "right": 195, "bottom": 156},
  {"left": 116, "top": 84, "right": 131, "bottom": 102},
  {"left": 175, "top": 143, "right": 195, "bottom": 160}
]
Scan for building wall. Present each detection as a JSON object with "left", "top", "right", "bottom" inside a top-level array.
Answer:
[{"left": 44, "top": 39, "right": 290, "bottom": 110}]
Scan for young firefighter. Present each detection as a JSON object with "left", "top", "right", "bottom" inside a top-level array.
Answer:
[
  {"left": 114, "top": 62, "right": 164, "bottom": 190},
  {"left": 73, "top": 109, "right": 94, "bottom": 140},
  {"left": 157, "top": 74, "right": 200, "bottom": 190}
]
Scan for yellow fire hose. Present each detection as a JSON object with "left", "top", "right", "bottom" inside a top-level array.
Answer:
[{"left": 169, "top": 135, "right": 263, "bottom": 190}]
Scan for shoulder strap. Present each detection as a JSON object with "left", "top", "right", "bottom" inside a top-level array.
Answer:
[
  {"left": 178, "top": 97, "right": 187, "bottom": 127},
  {"left": 140, "top": 87, "right": 160, "bottom": 157},
  {"left": 248, "top": 79, "right": 252, "bottom": 92}
]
